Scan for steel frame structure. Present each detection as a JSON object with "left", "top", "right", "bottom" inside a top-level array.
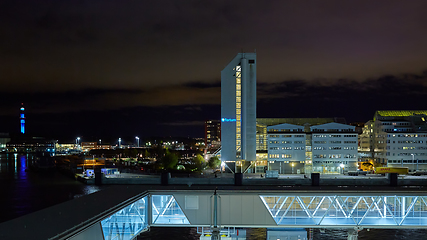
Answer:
[
  {"left": 260, "top": 195, "right": 427, "bottom": 227},
  {"left": 96, "top": 193, "right": 427, "bottom": 240}
]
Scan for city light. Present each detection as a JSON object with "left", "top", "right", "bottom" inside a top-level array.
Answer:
[{"left": 135, "top": 136, "right": 139, "bottom": 147}]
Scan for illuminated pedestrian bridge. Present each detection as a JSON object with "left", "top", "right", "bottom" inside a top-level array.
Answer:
[
  {"left": 2, "top": 186, "right": 427, "bottom": 240},
  {"left": 99, "top": 192, "right": 427, "bottom": 240}
]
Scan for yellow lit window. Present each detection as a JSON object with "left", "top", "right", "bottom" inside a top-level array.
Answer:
[
  {"left": 236, "top": 84, "right": 241, "bottom": 90},
  {"left": 236, "top": 103, "right": 241, "bottom": 109},
  {"left": 236, "top": 91, "right": 241, "bottom": 96},
  {"left": 236, "top": 97, "right": 241, "bottom": 103},
  {"left": 236, "top": 109, "right": 241, "bottom": 114},
  {"left": 236, "top": 115, "right": 241, "bottom": 121},
  {"left": 236, "top": 72, "right": 241, "bottom": 77},
  {"left": 236, "top": 78, "right": 241, "bottom": 84},
  {"left": 236, "top": 121, "right": 241, "bottom": 127}
]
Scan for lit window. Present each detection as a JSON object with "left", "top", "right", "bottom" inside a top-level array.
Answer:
[{"left": 236, "top": 78, "right": 241, "bottom": 84}]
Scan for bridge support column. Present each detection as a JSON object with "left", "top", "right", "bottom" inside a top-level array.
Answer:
[
  {"left": 234, "top": 173, "right": 243, "bottom": 186},
  {"left": 389, "top": 173, "right": 398, "bottom": 186},
  {"left": 211, "top": 189, "right": 220, "bottom": 240},
  {"left": 311, "top": 173, "right": 320, "bottom": 186},
  {"left": 161, "top": 172, "right": 170, "bottom": 185}
]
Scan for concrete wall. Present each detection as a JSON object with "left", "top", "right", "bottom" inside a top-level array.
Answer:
[{"left": 85, "top": 175, "right": 427, "bottom": 186}]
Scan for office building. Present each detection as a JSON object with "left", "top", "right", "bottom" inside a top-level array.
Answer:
[
  {"left": 204, "top": 120, "right": 221, "bottom": 148},
  {"left": 361, "top": 110, "right": 427, "bottom": 171},
  {"left": 267, "top": 122, "right": 358, "bottom": 174},
  {"left": 221, "top": 52, "right": 256, "bottom": 172}
]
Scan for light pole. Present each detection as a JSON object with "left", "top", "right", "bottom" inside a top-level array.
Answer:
[
  {"left": 291, "top": 162, "right": 295, "bottom": 174},
  {"left": 340, "top": 163, "right": 345, "bottom": 175},
  {"left": 76, "top": 137, "right": 80, "bottom": 147},
  {"left": 411, "top": 154, "right": 415, "bottom": 173},
  {"left": 99, "top": 139, "right": 102, "bottom": 145},
  {"left": 118, "top": 138, "right": 121, "bottom": 148},
  {"left": 135, "top": 136, "right": 139, "bottom": 147}
]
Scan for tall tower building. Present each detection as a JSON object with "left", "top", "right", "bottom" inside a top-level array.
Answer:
[
  {"left": 221, "top": 52, "right": 256, "bottom": 171},
  {"left": 20, "top": 103, "right": 25, "bottom": 134}
]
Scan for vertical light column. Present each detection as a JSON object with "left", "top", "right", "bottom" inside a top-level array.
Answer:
[
  {"left": 236, "top": 65, "right": 242, "bottom": 156},
  {"left": 20, "top": 103, "right": 25, "bottom": 134}
]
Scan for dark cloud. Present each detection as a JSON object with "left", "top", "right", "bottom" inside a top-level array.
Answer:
[
  {"left": 2, "top": 1, "right": 427, "bottom": 92},
  {"left": 257, "top": 71, "right": 427, "bottom": 122},
  {"left": 1, "top": 1, "right": 427, "bottom": 137}
]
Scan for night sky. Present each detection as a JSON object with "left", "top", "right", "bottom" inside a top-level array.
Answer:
[{"left": 1, "top": 1, "right": 427, "bottom": 141}]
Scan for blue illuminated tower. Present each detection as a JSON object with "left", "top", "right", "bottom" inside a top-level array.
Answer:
[{"left": 20, "top": 103, "right": 25, "bottom": 134}]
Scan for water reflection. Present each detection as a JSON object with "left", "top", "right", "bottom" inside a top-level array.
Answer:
[{"left": 0, "top": 153, "right": 105, "bottom": 223}]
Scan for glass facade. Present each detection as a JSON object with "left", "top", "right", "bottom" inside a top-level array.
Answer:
[
  {"left": 152, "top": 195, "right": 190, "bottom": 225},
  {"left": 97, "top": 193, "right": 427, "bottom": 240},
  {"left": 101, "top": 196, "right": 148, "bottom": 240},
  {"left": 100, "top": 195, "right": 190, "bottom": 240},
  {"left": 260, "top": 195, "right": 427, "bottom": 226}
]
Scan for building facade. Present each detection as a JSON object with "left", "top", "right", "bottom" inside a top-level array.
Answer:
[
  {"left": 204, "top": 120, "right": 221, "bottom": 148},
  {"left": 267, "top": 123, "right": 306, "bottom": 174},
  {"left": 267, "top": 122, "right": 358, "bottom": 174},
  {"left": 361, "top": 110, "right": 427, "bottom": 171},
  {"left": 221, "top": 53, "right": 257, "bottom": 170},
  {"left": 311, "top": 122, "right": 358, "bottom": 174},
  {"left": 0, "top": 133, "right": 10, "bottom": 152}
]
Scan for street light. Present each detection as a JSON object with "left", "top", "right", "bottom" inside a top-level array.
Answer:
[
  {"left": 135, "top": 136, "right": 139, "bottom": 147},
  {"left": 340, "top": 163, "right": 345, "bottom": 175},
  {"left": 291, "top": 162, "right": 295, "bottom": 174},
  {"left": 99, "top": 139, "right": 102, "bottom": 145},
  {"left": 76, "top": 137, "right": 80, "bottom": 146},
  {"left": 118, "top": 138, "right": 121, "bottom": 148}
]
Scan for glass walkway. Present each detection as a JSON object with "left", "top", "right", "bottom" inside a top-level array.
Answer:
[{"left": 99, "top": 193, "right": 427, "bottom": 240}]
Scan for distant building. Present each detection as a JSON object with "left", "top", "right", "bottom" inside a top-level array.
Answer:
[
  {"left": 0, "top": 133, "right": 11, "bottom": 151},
  {"left": 7, "top": 137, "right": 55, "bottom": 153},
  {"left": 81, "top": 142, "right": 97, "bottom": 152},
  {"left": 358, "top": 121, "right": 374, "bottom": 165},
  {"left": 267, "top": 122, "right": 358, "bottom": 174},
  {"left": 252, "top": 118, "right": 345, "bottom": 173},
  {"left": 79, "top": 142, "right": 112, "bottom": 151},
  {"left": 221, "top": 52, "right": 257, "bottom": 171},
  {"left": 204, "top": 120, "right": 221, "bottom": 148},
  {"left": 360, "top": 110, "right": 427, "bottom": 171},
  {"left": 55, "top": 143, "right": 75, "bottom": 154}
]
